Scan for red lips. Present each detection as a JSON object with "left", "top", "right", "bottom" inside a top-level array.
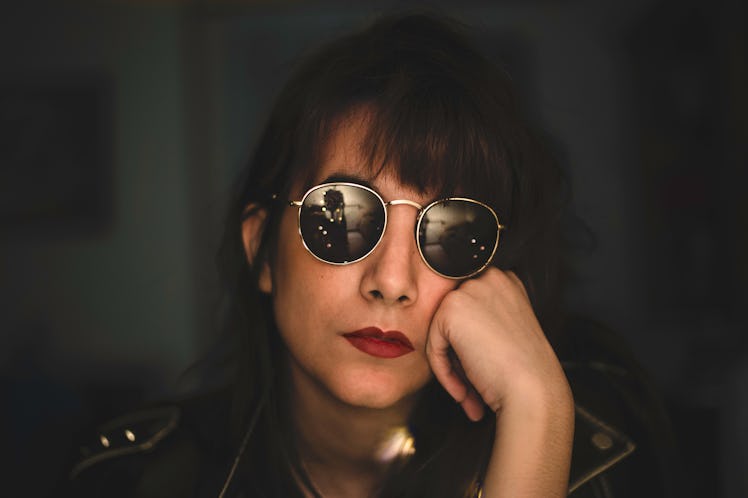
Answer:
[{"left": 343, "top": 327, "right": 414, "bottom": 358}]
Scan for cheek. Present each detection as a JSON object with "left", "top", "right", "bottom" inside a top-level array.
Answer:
[
  {"left": 271, "top": 214, "right": 308, "bottom": 304},
  {"left": 271, "top": 210, "right": 307, "bottom": 288},
  {"left": 420, "top": 275, "right": 460, "bottom": 318},
  {"left": 269, "top": 211, "right": 342, "bottom": 334}
]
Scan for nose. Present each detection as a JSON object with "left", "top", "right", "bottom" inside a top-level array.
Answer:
[{"left": 359, "top": 205, "right": 420, "bottom": 306}]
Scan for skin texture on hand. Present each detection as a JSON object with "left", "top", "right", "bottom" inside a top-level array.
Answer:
[{"left": 426, "top": 267, "right": 574, "bottom": 497}]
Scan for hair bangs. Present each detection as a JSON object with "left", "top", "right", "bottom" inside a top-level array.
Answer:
[
  {"left": 360, "top": 88, "right": 509, "bottom": 204},
  {"left": 268, "top": 13, "right": 515, "bottom": 210}
]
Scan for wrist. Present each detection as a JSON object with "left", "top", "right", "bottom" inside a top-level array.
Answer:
[
  {"left": 494, "top": 368, "right": 574, "bottom": 420},
  {"left": 483, "top": 374, "right": 575, "bottom": 498}
]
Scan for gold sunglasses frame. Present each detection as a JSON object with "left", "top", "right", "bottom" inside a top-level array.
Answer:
[{"left": 288, "top": 182, "right": 505, "bottom": 279}]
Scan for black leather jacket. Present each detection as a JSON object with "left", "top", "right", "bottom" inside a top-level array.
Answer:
[{"left": 66, "top": 318, "right": 674, "bottom": 497}]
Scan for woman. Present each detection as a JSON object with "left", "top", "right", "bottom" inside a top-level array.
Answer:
[{"left": 70, "top": 12, "right": 673, "bottom": 498}]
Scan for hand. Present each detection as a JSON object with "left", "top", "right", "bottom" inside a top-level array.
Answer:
[{"left": 425, "top": 267, "right": 571, "bottom": 421}]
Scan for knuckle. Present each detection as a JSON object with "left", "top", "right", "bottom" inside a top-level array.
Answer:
[
  {"left": 439, "top": 289, "right": 462, "bottom": 309},
  {"left": 482, "top": 266, "right": 507, "bottom": 284}
]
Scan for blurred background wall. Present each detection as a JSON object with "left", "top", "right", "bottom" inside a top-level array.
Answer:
[{"left": 1, "top": 0, "right": 745, "bottom": 496}]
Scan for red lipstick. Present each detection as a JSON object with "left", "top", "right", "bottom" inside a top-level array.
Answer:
[{"left": 343, "top": 327, "right": 414, "bottom": 359}]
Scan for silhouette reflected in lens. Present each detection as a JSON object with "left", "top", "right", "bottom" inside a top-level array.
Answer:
[
  {"left": 300, "top": 185, "right": 385, "bottom": 264},
  {"left": 419, "top": 200, "right": 498, "bottom": 278}
]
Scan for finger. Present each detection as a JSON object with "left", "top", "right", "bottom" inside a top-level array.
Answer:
[
  {"left": 427, "top": 324, "right": 487, "bottom": 422},
  {"left": 460, "top": 387, "right": 486, "bottom": 422},
  {"left": 425, "top": 326, "right": 471, "bottom": 406},
  {"left": 447, "top": 351, "right": 487, "bottom": 421}
]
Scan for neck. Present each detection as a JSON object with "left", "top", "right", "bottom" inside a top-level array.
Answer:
[{"left": 286, "top": 359, "right": 418, "bottom": 498}]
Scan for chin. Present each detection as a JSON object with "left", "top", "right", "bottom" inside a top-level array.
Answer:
[{"left": 330, "top": 364, "right": 431, "bottom": 411}]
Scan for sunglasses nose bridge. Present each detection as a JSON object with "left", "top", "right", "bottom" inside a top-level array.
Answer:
[
  {"left": 385, "top": 199, "right": 423, "bottom": 210},
  {"left": 384, "top": 199, "right": 424, "bottom": 233},
  {"left": 383, "top": 199, "right": 425, "bottom": 248}
]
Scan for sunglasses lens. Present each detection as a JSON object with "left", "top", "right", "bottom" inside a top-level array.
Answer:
[
  {"left": 418, "top": 200, "right": 499, "bottom": 278},
  {"left": 299, "top": 184, "right": 385, "bottom": 264}
]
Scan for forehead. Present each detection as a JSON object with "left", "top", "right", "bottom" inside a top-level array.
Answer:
[{"left": 307, "top": 113, "right": 441, "bottom": 201}]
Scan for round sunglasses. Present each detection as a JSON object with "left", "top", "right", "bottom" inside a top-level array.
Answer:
[{"left": 285, "top": 182, "right": 504, "bottom": 279}]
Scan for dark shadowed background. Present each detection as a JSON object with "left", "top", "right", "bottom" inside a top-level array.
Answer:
[{"left": 1, "top": 0, "right": 746, "bottom": 496}]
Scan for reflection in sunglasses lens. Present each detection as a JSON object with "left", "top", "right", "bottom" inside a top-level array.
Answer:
[
  {"left": 419, "top": 201, "right": 497, "bottom": 278},
  {"left": 300, "top": 185, "right": 385, "bottom": 264}
]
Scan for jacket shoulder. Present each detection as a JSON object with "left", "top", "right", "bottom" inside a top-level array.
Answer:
[
  {"left": 70, "top": 405, "right": 181, "bottom": 479},
  {"left": 561, "top": 316, "right": 676, "bottom": 497},
  {"left": 67, "top": 389, "right": 232, "bottom": 498}
]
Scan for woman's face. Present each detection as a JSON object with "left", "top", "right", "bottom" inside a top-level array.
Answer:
[{"left": 247, "top": 116, "right": 459, "bottom": 412}]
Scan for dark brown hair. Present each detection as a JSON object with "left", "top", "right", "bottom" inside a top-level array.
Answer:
[{"left": 217, "top": 12, "right": 567, "bottom": 497}]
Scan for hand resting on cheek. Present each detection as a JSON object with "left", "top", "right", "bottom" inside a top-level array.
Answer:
[
  {"left": 427, "top": 267, "right": 575, "bottom": 498},
  {"left": 427, "top": 267, "right": 571, "bottom": 420}
]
